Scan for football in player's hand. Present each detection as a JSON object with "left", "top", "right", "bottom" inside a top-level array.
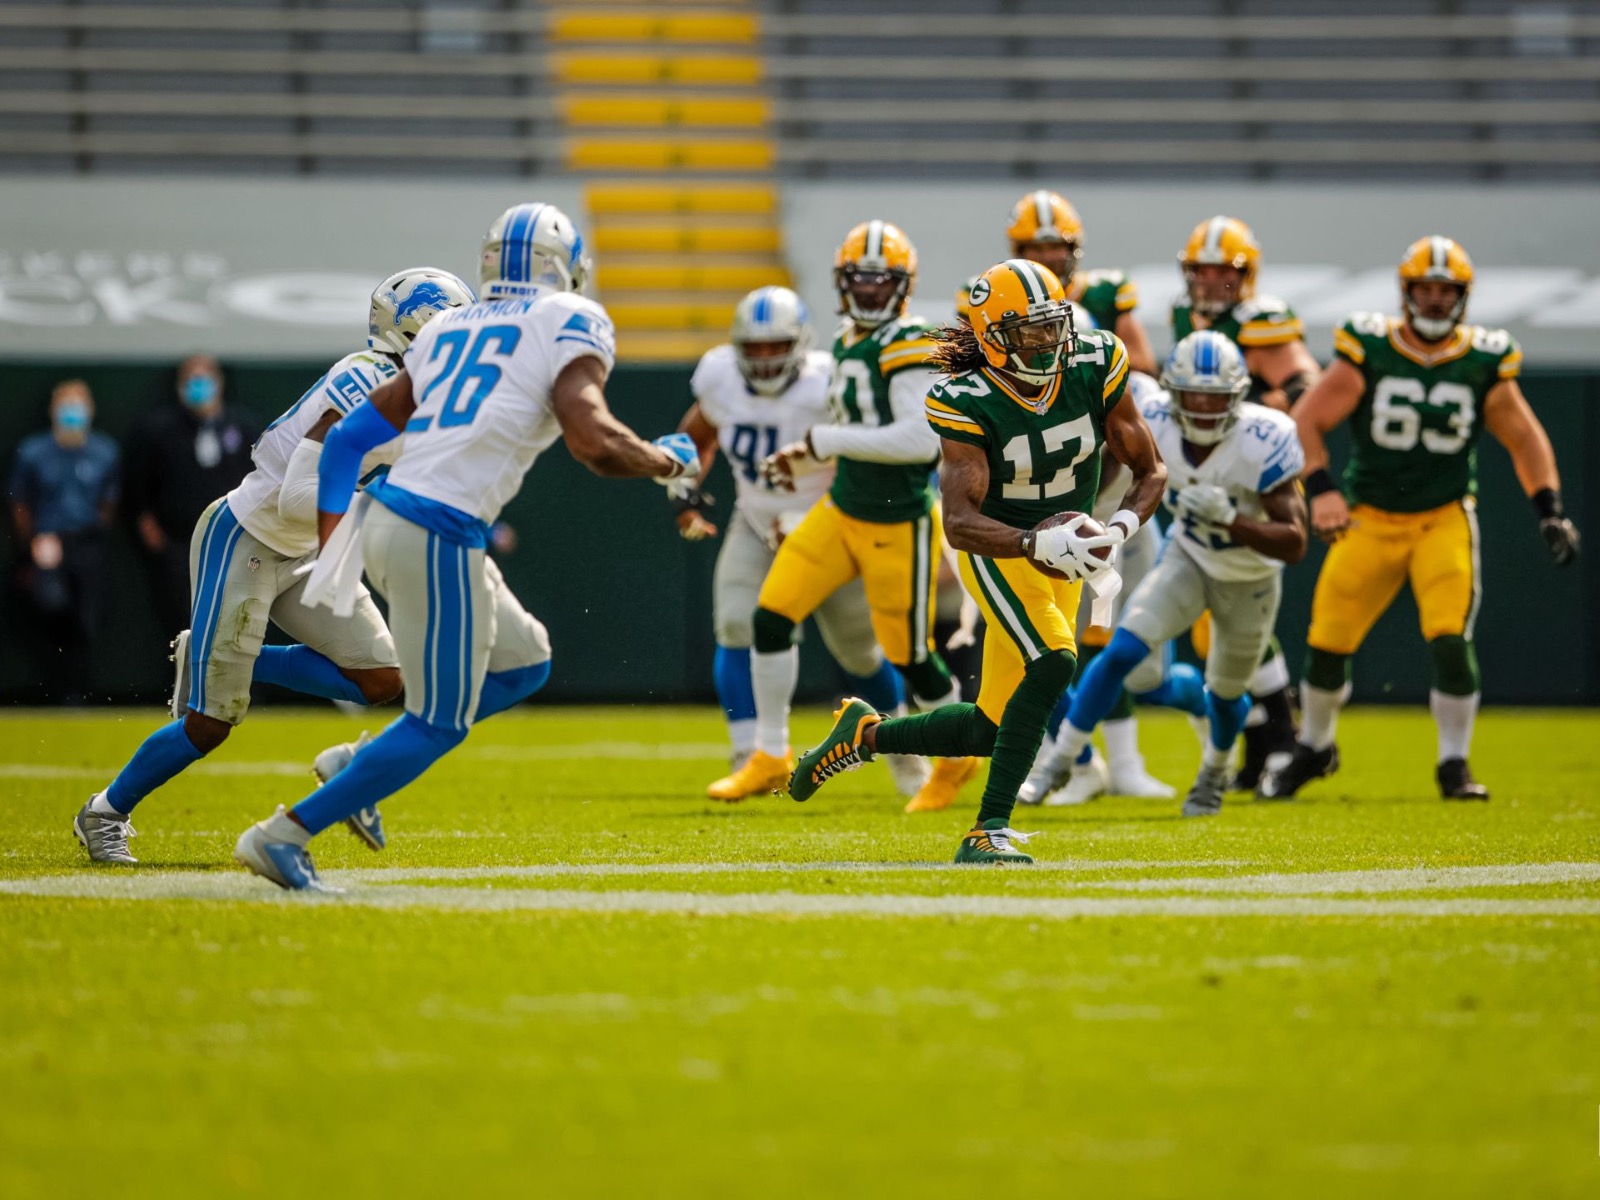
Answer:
[{"left": 1026, "top": 511, "right": 1111, "bottom": 580}]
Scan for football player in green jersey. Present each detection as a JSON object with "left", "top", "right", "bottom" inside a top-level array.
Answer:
[
  {"left": 1008, "top": 189, "right": 1157, "bottom": 376},
  {"left": 1265, "top": 236, "right": 1580, "bottom": 802},
  {"left": 710, "top": 221, "right": 980, "bottom": 813},
  {"left": 1173, "top": 213, "right": 1317, "bottom": 789},
  {"left": 789, "top": 259, "right": 1166, "bottom": 863}
]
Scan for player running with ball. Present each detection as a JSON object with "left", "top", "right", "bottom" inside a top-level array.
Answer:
[{"left": 786, "top": 259, "right": 1165, "bottom": 864}]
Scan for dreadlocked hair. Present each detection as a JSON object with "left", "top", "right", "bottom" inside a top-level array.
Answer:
[{"left": 928, "top": 321, "right": 989, "bottom": 377}]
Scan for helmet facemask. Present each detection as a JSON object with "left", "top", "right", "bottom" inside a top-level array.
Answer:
[
  {"left": 1170, "top": 387, "right": 1243, "bottom": 446},
  {"left": 835, "top": 266, "right": 911, "bottom": 328},
  {"left": 1183, "top": 262, "right": 1246, "bottom": 318},
  {"left": 1013, "top": 238, "right": 1082, "bottom": 291},
  {"left": 984, "top": 301, "right": 1077, "bottom": 387},
  {"left": 1403, "top": 279, "right": 1468, "bottom": 342},
  {"left": 734, "top": 333, "right": 809, "bottom": 396}
]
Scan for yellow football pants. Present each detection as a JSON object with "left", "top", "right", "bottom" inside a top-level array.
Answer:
[
  {"left": 1309, "top": 499, "right": 1480, "bottom": 655},
  {"left": 757, "top": 496, "right": 940, "bottom": 668},
  {"left": 958, "top": 551, "right": 1082, "bottom": 724}
]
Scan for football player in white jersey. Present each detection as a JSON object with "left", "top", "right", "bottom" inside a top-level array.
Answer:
[
  {"left": 71, "top": 268, "right": 473, "bottom": 866},
  {"left": 233, "top": 202, "right": 697, "bottom": 890},
  {"left": 670, "top": 287, "right": 921, "bottom": 796},
  {"left": 1041, "top": 331, "right": 1308, "bottom": 817}
]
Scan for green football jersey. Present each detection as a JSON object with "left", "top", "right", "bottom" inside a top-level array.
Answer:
[
  {"left": 1067, "top": 268, "right": 1137, "bottom": 336},
  {"left": 827, "top": 316, "right": 940, "bottom": 524},
  {"left": 924, "top": 328, "right": 1131, "bottom": 531},
  {"left": 1170, "top": 293, "right": 1304, "bottom": 349},
  {"left": 1331, "top": 312, "right": 1522, "bottom": 513}
]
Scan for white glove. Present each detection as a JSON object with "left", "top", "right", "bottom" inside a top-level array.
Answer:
[
  {"left": 1177, "top": 483, "right": 1237, "bottom": 528},
  {"left": 1031, "top": 515, "right": 1122, "bottom": 582},
  {"left": 759, "top": 439, "right": 825, "bottom": 491}
]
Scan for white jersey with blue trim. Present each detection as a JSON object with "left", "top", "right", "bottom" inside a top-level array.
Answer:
[
  {"left": 1140, "top": 392, "right": 1305, "bottom": 582},
  {"left": 387, "top": 288, "right": 616, "bottom": 529},
  {"left": 227, "top": 350, "right": 401, "bottom": 557},
  {"left": 692, "top": 345, "right": 834, "bottom": 542}
]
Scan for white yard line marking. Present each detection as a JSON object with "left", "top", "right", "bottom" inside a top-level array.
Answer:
[
  {"left": 1, "top": 873, "right": 1597, "bottom": 919},
  {"left": 327, "top": 860, "right": 1233, "bottom": 882}
]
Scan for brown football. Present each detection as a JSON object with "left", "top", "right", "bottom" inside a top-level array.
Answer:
[{"left": 1025, "top": 511, "right": 1112, "bottom": 580}]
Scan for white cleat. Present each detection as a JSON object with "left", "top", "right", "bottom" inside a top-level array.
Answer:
[
  {"left": 234, "top": 807, "right": 339, "bottom": 892},
  {"left": 1017, "top": 741, "right": 1074, "bottom": 806},
  {"left": 1044, "top": 749, "right": 1109, "bottom": 807},
  {"left": 169, "top": 629, "right": 191, "bottom": 719},
  {"left": 312, "top": 731, "right": 385, "bottom": 851},
  {"left": 73, "top": 795, "right": 137, "bottom": 864},
  {"left": 883, "top": 753, "right": 932, "bottom": 799},
  {"left": 1107, "top": 760, "right": 1177, "bottom": 800}
]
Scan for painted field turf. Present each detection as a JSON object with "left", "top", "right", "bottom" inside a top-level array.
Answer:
[{"left": 2, "top": 705, "right": 1599, "bottom": 1198}]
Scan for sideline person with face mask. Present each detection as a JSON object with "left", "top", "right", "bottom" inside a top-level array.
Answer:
[
  {"left": 125, "top": 355, "right": 262, "bottom": 640},
  {"left": 7, "top": 380, "right": 121, "bottom": 703}
]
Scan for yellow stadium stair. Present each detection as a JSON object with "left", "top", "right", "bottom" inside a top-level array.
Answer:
[{"left": 546, "top": 1, "right": 792, "bottom": 363}]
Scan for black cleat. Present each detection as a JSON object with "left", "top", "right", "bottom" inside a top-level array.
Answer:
[
  {"left": 1437, "top": 758, "right": 1489, "bottom": 801},
  {"left": 1257, "top": 742, "right": 1339, "bottom": 800}
]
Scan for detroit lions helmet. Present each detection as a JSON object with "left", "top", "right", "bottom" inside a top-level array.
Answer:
[
  {"left": 1160, "top": 330, "right": 1250, "bottom": 446},
  {"left": 368, "top": 268, "right": 476, "bottom": 355},
  {"left": 480, "top": 203, "right": 591, "bottom": 299},
  {"left": 731, "top": 286, "right": 812, "bottom": 396}
]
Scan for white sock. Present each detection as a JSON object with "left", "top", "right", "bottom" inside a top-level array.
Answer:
[
  {"left": 263, "top": 806, "right": 311, "bottom": 847},
  {"left": 1430, "top": 689, "right": 1479, "bottom": 763},
  {"left": 89, "top": 791, "right": 120, "bottom": 816},
  {"left": 915, "top": 681, "right": 961, "bottom": 711},
  {"left": 750, "top": 648, "right": 797, "bottom": 756},
  {"left": 1300, "top": 682, "right": 1350, "bottom": 751},
  {"left": 1101, "top": 717, "right": 1141, "bottom": 774},
  {"left": 1054, "top": 724, "right": 1092, "bottom": 767},
  {"left": 1202, "top": 740, "right": 1233, "bottom": 770},
  {"left": 1251, "top": 649, "right": 1291, "bottom": 696},
  {"left": 727, "top": 718, "right": 756, "bottom": 758},
  {"left": 1243, "top": 702, "right": 1268, "bottom": 729}
]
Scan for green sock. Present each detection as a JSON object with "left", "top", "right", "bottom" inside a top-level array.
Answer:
[
  {"left": 1429, "top": 634, "right": 1480, "bottom": 695},
  {"left": 1304, "top": 646, "right": 1351, "bottom": 692},
  {"left": 874, "top": 703, "right": 996, "bottom": 758},
  {"left": 977, "top": 649, "right": 1077, "bottom": 826},
  {"left": 902, "top": 654, "right": 955, "bottom": 705}
]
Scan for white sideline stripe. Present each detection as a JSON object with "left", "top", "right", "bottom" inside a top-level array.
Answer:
[
  {"left": 0, "top": 741, "right": 734, "bottom": 781},
  {"left": 1, "top": 874, "right": 1597, "bottom": 919},
  {"left": 326, "top": 859, "right": 1232, "bottom": 883},
  {"left": 1105, "top": 862, "right": 1600, "bottom": 895}
]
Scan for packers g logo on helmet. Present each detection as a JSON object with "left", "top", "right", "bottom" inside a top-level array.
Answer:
[
  {"left": 1398, "top": 235, "right": 1473, "bottom": 340},
  {"left": 968, "top": 258, "right": 1076, "bottom": 387},
  {"left": 834, "top": 219, "right": 917, "bottom": 328},
  {"left": 1006, "top": 190, "right": 1085, "bottom": 287},
  {"left": 1180, "top": 215, "right": 1261, "bottom": 316}
]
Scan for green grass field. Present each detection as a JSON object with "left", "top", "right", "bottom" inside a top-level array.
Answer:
[{"left": 3, "top": 703, "right": 1599, "bottom": 1198}]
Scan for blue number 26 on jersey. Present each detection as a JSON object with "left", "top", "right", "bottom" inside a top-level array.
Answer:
[{"left": 407, "top": 323, "right": 522, "bottom": 432}]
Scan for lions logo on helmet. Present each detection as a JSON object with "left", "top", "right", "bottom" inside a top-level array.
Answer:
[
  {"left": 1160, "top": 330, "right": 1250, "bottom": 447},
  {"left": 368, "top": 267, "right": 476, "bottom": 355},
  {"left": 730, "top": 286, "right": 813, "bottom": 396},
  {"left": 480, "top": 202, "right": 591, "bottom": 299},
  {"left": 833, "top": 220, "right": 918, "bottom": 328},
  {"left": 1398, "top": 235, "right": 1474, "bottom": 340},
  {"left": 967, "top": 259, "right": 1076, "bottom": 389},
  {"left": 1179, "top": 215, "right": 1262, "bottom": 317}
]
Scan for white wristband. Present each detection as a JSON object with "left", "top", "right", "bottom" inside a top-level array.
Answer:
[{"left": 1107, "top": 508, "right": 1141, "bottom": 541}]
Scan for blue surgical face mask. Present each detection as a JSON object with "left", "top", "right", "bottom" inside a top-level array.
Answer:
[
  {"left": 183, "top": 373, "right": 219, "bottom": 409},
  {"left": 55, "top": 401, "right": 90, "bottom": 434}
]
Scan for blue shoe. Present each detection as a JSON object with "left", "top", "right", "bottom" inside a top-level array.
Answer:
[
  {"left": 234, "top": 808, "right": 338, "bottom": 892},
  {"left": 313, "top": 731, "right": 385, "bottom": 851}
]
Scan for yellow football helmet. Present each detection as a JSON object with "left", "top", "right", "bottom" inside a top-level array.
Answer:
[
  {"left": 967, "top": 258, "right": 1075, "bottom": 385},
  {"left": 1398, "top": 235, "right": 1473, "bottom": 339},
  {"left": 1006, "top": 190, "right": 1085, "bottom": 288},
  {"left": 1179, "top": 215, "right": 1261, "bottom": 316},
  {"left": 834, "top": 219, "right": 917, "bottom": 328}
]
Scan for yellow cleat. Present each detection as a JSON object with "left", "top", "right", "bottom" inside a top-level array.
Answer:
[
  {"left": 707, "top": 748, "right": 793, "bottom": 802},
  {"left": 904, "top": 756, "right": 981, "bottom": 813}
]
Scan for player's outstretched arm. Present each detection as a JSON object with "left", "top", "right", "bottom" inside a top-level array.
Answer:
[
  {"left": 938, "top": 439, "right": 1030, "bottom": 558},
  {"left": 1248, "top": 340, "right": 1321, "bottom": 412},
  {"left": 1484, "top": 379, "right": 1580, "bottom": 565},
  {"left": 1102, "top": 388, "right": 1167, "bottom": 529},
  {"left": 315, "top": 372, "right": 413, "bottom": 546},
  {"left": 552, "top": 356, "right": 689, "bottom": 480},
  {"left": 1228, "top": 482, "right": 1309, "bottom": 565},
  {"left": 1292, "top": 358, "right": 1365, "bottom": 543},
  {"left": 670, "top": 401, "right": 720, "bottom": 541}
]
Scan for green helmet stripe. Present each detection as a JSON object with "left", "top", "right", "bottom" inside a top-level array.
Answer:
[{"left": 1010, "top": 259, "right": 1047, "bottom": 306}]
